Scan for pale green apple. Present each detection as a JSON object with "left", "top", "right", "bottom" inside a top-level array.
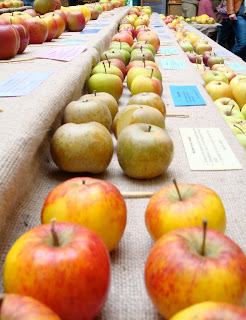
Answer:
[
  {"left": 214, "top": 97, "right": 240, "bottom": 111},
  {"left": 235, "top": 132, "right": 246, "bottom": 149},
  {"left": 87, "top": 73, "right": 123, "bottom": 101},
  {"left": 130, "top": 51, "right": 155, "bottom": 62},
  {"left": 50, "top": 122, "right": 114, "bottom": 173},
  {"left": 132, "top": 42, "right": 156, "bottom": 55},
  {"left": 63, "top": 98, "right": 112, "bottom": 131},
  {"left": 202, "top": 70, "right": 229, "bottom": 85},
  {"left": 131, "top": 48, "right": 154, "bottom": 58},
  {"left": 113, "top": 104, "right": 165, "bottom": 139},
  {"left": 109, "top": 48, "right": 130, "bottom": 65},
  {"left": 91, "top": 63, "right": 124, "bottom": 82},
  {"left": 108, "top": 41, "right": 132, "bottom": 53},
  {"left": 241, "top": 104, "right": 246, "bottom": 118},
  {"left": 116, "top": 123, "right": 174, "bottom": 179},
  {"left": 100, "top": 50, "right": 125, "bottom": 64},
  {"left": 226, "top": 120, "right": 246, "bottom": 134}
]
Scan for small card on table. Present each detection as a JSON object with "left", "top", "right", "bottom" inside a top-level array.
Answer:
[
  {"left": 225, "top": 62, "right": 246, "bottom": 70},
  {"left": 158, "top": 34, "right": 171, "bottom": 39},
  {"left": 36, "top": 45, "right": 87, "bottom": 62},
  {"left": 0, "top": 71, "right": 53, "bottom": 97},
  {"left": 61, "top": 39, "right": 87, "bottom": 45},
  {"left": 161, "top": 59, "right": 186, "bottom": 70},
  {"left": 170, "top": 85, "right": 206, "bottom": 106},
  {"left": 80, "top": 29, "right": 100, "bottom": 34},
  {"left": 180, "top": 128, "right": 242, "bottom": 170},
  {"left": 160, "top": 47, "right": 179, "bottom": 55}
]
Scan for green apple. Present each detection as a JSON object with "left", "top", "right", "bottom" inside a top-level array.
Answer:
[
  {"left": 113, "top": 105, "right": 165, "bottom": 139},
  {"left": 63, "top": 98, "right": 112, "bottom": 131},
  {"left": 220, "top": 105, "right": 245, "bottom": 122},
  {"left": 131, "top": 47, "right": 154, "bottom": 58},
  {"left": 235, "top": 131, "right": 246, "bottom": 149},
  {"left": 80, "top": 91, "right": 118, "bottom": 120},
  {"left": 145, "top": 224, "right": 246, "bottom": 319},
  {"left": 127, "top": 92, "right": 166, "bottom": 116},
  {"left": 170, "top": 301, "right": 246, "bottom": 320},
  {"left": 108, "top": 41, "right": 132, "bottom": 53},
  {"left": 87, "top": 73, "right": 123, "bottom": 101},
  {"left": 100, "top": 50, "right": 125, "bottom": 64},
  {"left": 241, "top": 104, "right": 246, "bottom": 118},
  {"left": 91, "top": 62, "right": 124, "bottom": 82},
  {"left": 226, "top": 120, "right": 246, "bottom": 134},
  {"left": 109, "top": 48, "right": 130, "bottom": 65},
  {"left": 132, "top": 41, "right": 156, "bottom": 55},
  {"left": 130, "top": 51, "right": 155, "bottom": 62},
  {"left": 202, "top": 70, "right": 229, "bottom": 85},
  {"left": 214, "top": 97, "right": 240, "bottom": 111},
  {"left": 50, "top": 122, "right": 113, "bottom": 173},
  {"left": 127, "top": 66, "right": 162, "bottom": 89},
  {"left": 116, "top": 123, "right": 174, "bottom": 179},
  {"left": 130, "top": 73, "right": 163, "bottom": 96}
]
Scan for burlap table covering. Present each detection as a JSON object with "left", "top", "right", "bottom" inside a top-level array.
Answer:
[{"left": 0, "top": 10, "right": 246, "bottom": 320}]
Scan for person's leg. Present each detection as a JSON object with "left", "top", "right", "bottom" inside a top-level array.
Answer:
[
  {"left": 218, "top": 19, "right": 235, "bottom": 50},
  {"left": 231, "top": 15, "right": 246, "bottom": 61}
]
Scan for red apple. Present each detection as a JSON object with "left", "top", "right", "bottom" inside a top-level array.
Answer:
[
  {"left": 112, "top": 31, "right": 134, "bottom": 47},
  {"left": 0, "top": 25, "right": 20, "bottom": 59},
  {"left": 54, "top": 9, "right": 67, "bottom": 28},
  {"left": 3, "top": 222, "right": 110, "bottom": 320},
  {"left": 11, "top": 24, "right": 29, "bottom": 54},
  {"left": 130, "top": 72, "right": 163, "bottom": 96},
  {"left": 22, "top": 8, "right": 37, "bottom": 17},
  {"left": 22, "top": 17, "right": 48, "bottom": 44},
  {"left": 41, "top": 177, "right": 127, "bottom": 252},
  {"left": 0, "top": 293, "right": 61, "bottom": 319},
  {"left": 40, "top": 15, "right": 57, "bottom": 42},
  {"left": 0, "top": 19, "right": 11, "bottom": 25},
  {"left": 66, "top": 11, "right": 86, "bottom": 32},
  {"left": 203, "top": 50, "right": 216, "bottom": 66},
  {"left": 186, "top": 50, "right": 202, "bottom": 63},
  {"left": 44, "top": 12, "right": 65, "bottom": 38},
  {"left": 145, "top": 224, "right": 246, "bottom": 319}
]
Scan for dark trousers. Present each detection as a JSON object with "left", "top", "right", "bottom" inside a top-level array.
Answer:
[{"left": 217, "top": 19, "right": 235, "bottom": 51}]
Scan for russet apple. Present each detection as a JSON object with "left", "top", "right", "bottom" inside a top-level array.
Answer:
[
  {"left": 127, "top": 92, "right": 166, "bottom": 116},
  {"left": 117, "top": 123, "right": 174, "bottom": 179},
  {"left": 41, "top": 177, "right": 127, "bottom": 252},
  {"left": 169, "top": 301, "right": 246, "bottom": 320},
  {"left": 3, "top": 222, "right": 110, "bottom": 320},
  {"left": 113, "top": 105, "right": 165, "bottom": 139},
  {"left": 0, "top": 293, "right": 61, "bottom": 319},
  {"left": 63, "top": 98, "right": 112, "bottom": 131},
  {"left": 80, "top": 91, "right": 118, "bottom": 120},
  {"left": 145, "top": 181, "right": 226, "bottom": 241},
  {"left": 145, "top": 224, "right": 246, "bottom": 319},
  {"left": 50, "top": 122, "right": 113, "bottom": 173}
]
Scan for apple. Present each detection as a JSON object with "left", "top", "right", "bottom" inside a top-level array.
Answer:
[
  {"left": 0, "top": 19, "right": 11, "bottom": 25},
  {"left": 108, "top": 41, "right": 132, "bottom": 54},
  {"left": 0, "top": 293, "right": 61, "bottom": 319},
  {"left": 40, "top": 15, "right": 58, "bottom": 42},
  {"left": 145, "top": 224, "right": 246, "bottom": 319},
  {"left": 87, "top": 73, "right": 123, "bottom": 101},
  {"left": 145, "top": 181, "right": 226, "bottom": 241},
  {"left": 137, "top": 31, "right": 160, "bottom": 52},
  {"left": 224, "top": 71, "right": 237, "bottom": 83},
  {"left": 179, "top": 39, "right": 194, "bottom": 52},
  {"left": 44, "top": 12, "right": 65, "bottom": 39},
  {"left": 214, "top": 97, "right": 240, "bottom": 111},
  {"left": 88, "top": 7, "right": 99, "bottom": 20},
  {"left": 50, "top": 122, "right": 113, "bottom": 173},
  {"left": 81, "top": 91, "right": 118, "bottom": 120},
  {"left": 23, "top": 8, "right": 37, "bottom": 17},
  {"left": 193, "top": 63, "right": 207, "bottom": 76},
  {"left": 0, "top": 25, "right": 20, "bottom": 59},
  {"left": 220, "top": 105, "right": 245, "bottom": 121},
  {"left": 194, "top": 40, "right": 212, "bottom": 55},
  {"left": 241, "top": 104, "right": 246, "bottom": 118},
  {"left": 134, "top": 17, "right": 149, "bottom": 28},
  {"left": 22, "top": 17, "right": 48, "bottom": 44},
  {"left": 3, "top": 222, "right": 110, "bottom": 320},
  {"left": 127, "top": 66, "right": 162, "bottom": 89},
  {"left": 117, "top": 123, "right": 174, "bottom": 179},
  {"left": 235, "top": 131, "right": 246, "bottom": 149},
  {"left": 100, "top": 58, "right": 126, "bottom": 78},
  {"left": 112, "top": 31, "right": 133, "bottom": 46},
  {"left": 131, "top": 47, "right": 154, "bottom": 58},
  {"left": 113, "top": 105, "right": 165, "bottom": 139},
  {"left": 63, "top": 98, "right": 112, "bottom": 131},
  {"left": 109, "top": 48, "right": 131, "bottom": 65},
  {"left": 130, "top": 72, "right": 163, "bottom": 96},
  {"left": 41, "top": 177, "right": 127, "bottom": 252},
  {"left": 186, "top": 32, "right": 200, "bottom": 45},
  {"left": 1, "top": 13, "right": 24, "bottom": 24},
  {"left": 34, "top": 0, "right": 61, "bottom": 14},
  {"left": 211, "top": 64, "right": 234, "bottom": 73},
  {"left": 66, "top": 11, "right": 85, "bottom": 32},
  {"left": 232, "top": 79, "right": 246, "bottom": 109},
  {"left": 169, "top": 301, "right": 246, "bottom": 320},
  {"left": 119, "top": 26, "right": 136, "bottom": 39},
  {"left": 11, "top": 24, "right": 29, "bottom": 54},
  {"left": 186, "top": 51, "right": 202, "bottom": 64},
  {"left": 130, "top": 51, "right": 155, "bottom": 62},
  {"left": 54, "top": 9, "right": 67, "bottom": 28},
  {"left": 100, "top": 50, "right": 125, "bottom": 64},
  {"left": 227, "top": 120, "right": 246, "bottom": 134},
  {"left": 127, "top": 92, "right": 166, "bottom": 116},
  {"left": 132, "top": 42, "right": 156, "bottom": 55},
  {"left": 92, "top": 62, "right": 124, "bottom": 82},
  {"left": 126, "top": 60, "right": 159, "bottom": 73},
  {"left": 207, "top": 55, "right": 224, "bottom": 68},
  {"left": 202, "top": 50, "right": 216, "bottom": 66},
  {"left": 202, "top": 70, "right": 229, "bottom": 85},
  {"left": 205, "top": 81, "right": 233, "bottom": 101},
  {"left": 230, "top": 75, "right": 246, "bottom": 90}
]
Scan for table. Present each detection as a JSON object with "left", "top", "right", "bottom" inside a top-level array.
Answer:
[
  {"left": 0, "top": 9, "right": 245, "bottom": 320},
  {"left": 189, "top": 21, "right": 221, "bottom": 40}
]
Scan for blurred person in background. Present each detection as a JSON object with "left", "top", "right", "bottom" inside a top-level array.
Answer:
[
  {"left": 182, "top": 0, "right": 198, "bottom": 17},
  {"left": 198, "top": 0, "right": 216, "bottom": 18},
  {"left": 227, "top": 0, "right": 246, "bottom": 61}
]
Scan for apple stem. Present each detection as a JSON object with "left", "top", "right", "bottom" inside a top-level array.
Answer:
[
  {"left": 148, "top": 125, "right": 151, "bottom": 132},
  {"left": 201, "top": 218, "right": 208, "bottom": 256},
  {"left": 140, "top": 45, "right": 143, "bottom": 53},
  {"left": 108, "top": 60, "right": 111, "bottom": 68},
  {"left": 102, "top": 61, "right": 107, "bottom": 74},
  {"left": 229, "top": 105, "right": 235, "bottom": 116},
  {"left": 172, "top": 178, "right": 182, "bottom": 201},
  {"left": 143, "top": 57, "right": 146, "bottom": 68},
  {"left": 105, "top": 54, "right": 109, "bottom": 62},
  {"left": 233, "top": 124, "right": 245, "bottom": 134},
  {"left": 119, "top": 40, "right": 122, "bottom": 50},
  {"left": 150, "top": 68, "right": 154, "bottom": 78},
  {"left": 51, "top": 218, "right": 59, "bottom": 247},
  {"left": 93, "top": 90, "right": 97, "bottom": 96}
]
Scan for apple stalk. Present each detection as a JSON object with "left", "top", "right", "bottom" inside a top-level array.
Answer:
[
  {"left": 51, "top": 218, "right": 59, "bottom": 247},
  {"left": 172, "top": 178, "right": 182, "bottom": 201},
  {"left": 201, "top": 218, "right": 208, "bottom": 256}
]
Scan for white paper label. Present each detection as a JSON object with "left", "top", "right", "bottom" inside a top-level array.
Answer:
[{"left": 180, "top": 128, "right": 242, "bottom": 170}]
